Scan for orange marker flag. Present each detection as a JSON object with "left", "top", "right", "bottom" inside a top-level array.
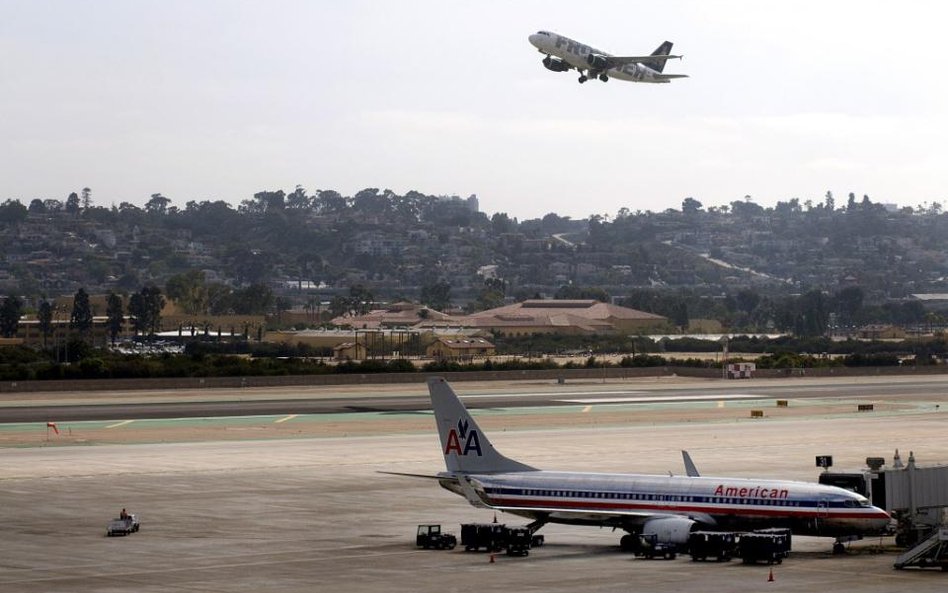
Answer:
[{"left": 46, "top": 422, "right": 59, "bottom": 435}]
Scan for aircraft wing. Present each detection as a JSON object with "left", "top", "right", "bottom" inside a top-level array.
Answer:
[
  {"left": 480, "top": 499, "right": 717, "bottom": 528},
  {"left": 606, "top": 54, "right": 682, "bottom": 66},
  {"left": 377, "top": 470, "right": 456, "bottom": 481}
]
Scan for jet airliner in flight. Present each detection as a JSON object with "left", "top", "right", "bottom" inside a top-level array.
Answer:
[
  {"left": 395, "top": 378, "right": 891, "bottom": 552},
  {"left": 528, "top": 30, "right": 688, "bottom": 84}
]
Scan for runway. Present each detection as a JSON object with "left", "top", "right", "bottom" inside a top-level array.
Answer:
[
  {"left": 2, "top": 376, "right": 948, "bottom": 592},
  {"left": 3, "top": 373, "right": 948, "bottom": 422}
]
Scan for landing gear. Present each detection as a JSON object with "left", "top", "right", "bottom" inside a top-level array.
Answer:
[
  {"left": 578, "top": 75, "right": 588, "bottom": 84},
  {"left": 598, "top": 73, "right": 609, "bottom": 82},
  {"left": 833, "top": 535, "right": 859, "bottom": 554}
]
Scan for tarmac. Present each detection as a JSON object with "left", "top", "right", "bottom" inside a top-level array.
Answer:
[{"left": 3, "top": 375, "right": 948, "bottom": 592}]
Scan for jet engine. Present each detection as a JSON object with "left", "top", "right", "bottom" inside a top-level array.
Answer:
[
  {"left": 640, "top": 516, "right": 698, "bottom": 545},
  {"left": 542, "top": 55, "right": 570, "bottom": 72},
  {"left": 585, "top": 53, "right": 610, "bottom": 70}
]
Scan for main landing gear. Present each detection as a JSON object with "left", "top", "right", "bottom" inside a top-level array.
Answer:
[
  {"left": 833, "top": 535, "right": 860, "bottom": 554},
  {"left": 577, "top": 72, "right": 609, "bottom": 84}
]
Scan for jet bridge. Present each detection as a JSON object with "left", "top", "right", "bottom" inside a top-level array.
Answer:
[{"left": 818, "top": 450, "right": 948, "bottom": 552}]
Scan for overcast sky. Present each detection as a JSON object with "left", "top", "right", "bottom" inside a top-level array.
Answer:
[{"left": 2, "top": 1, "right": 947, "bottom": 219}]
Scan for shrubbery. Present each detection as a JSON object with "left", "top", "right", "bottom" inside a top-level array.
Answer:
[{"left": 0, "top": 334, "right": 941, "bottom": 381}]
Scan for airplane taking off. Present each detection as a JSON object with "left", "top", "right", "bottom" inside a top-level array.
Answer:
[
  {"left": 401, "top": 378, "right": 891, "bottom": 552},
  {"left": 528, "top": 30, "right": 688, "bottom": 84}
]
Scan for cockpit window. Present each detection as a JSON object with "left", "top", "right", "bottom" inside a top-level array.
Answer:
[{"left": 536, "top": 31, "right": 551, "bottom": 36}]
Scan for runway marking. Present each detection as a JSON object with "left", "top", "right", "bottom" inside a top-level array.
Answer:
[
  {"left": 274, "top": 414, "right": 298, "bottom": 424},
  {"left": 105, "top": 420, "right": 134, "bottom": 429},
  {"left": 582, "top": 405, "right": 592, "bottom": 413},
  {"left": 463, "top": 390, "right": 647, "bottom": 399},
  {"left": 559, "top": 394, "right": 765, "bottom": 404}
]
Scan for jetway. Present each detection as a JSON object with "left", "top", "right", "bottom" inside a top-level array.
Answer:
[{"left": 818, "top": 450, "right": 948, "bottom": 549}]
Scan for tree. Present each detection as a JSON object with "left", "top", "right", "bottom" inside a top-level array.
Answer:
[
  {"left": 81, "top": 187, "right": 92, "bottom": 210},
  {"left": 314, "top": 189, "right": 347, "bottom": 213},
  {"left": 491, "top": 212, "right": 514, "bottom": 234},
  {"left": 469, "top": 278, "right": 506, "bottom": 312},
  {"left": 70, "top": 288, "right": 94, "bottom": 338},
  {"left": 681, "top": 197, "right": 703, "bottom": 214},
  {"left": 166, "top": 270, "right": 208, "bottom": 315},
  {"left": 833, "top": 286, "right": 864, "bottom": 327},
  {"left": 65, "top": 192, "right": 81, "bottom": 214},
  {"left": 37, "top": 300, "right": 53, "bottom": 349},
  {"left": 0, "top": 295, "right": 23, "bottom": 338},
  {"left": 554, "top": 285, "right": 610, "bottom": 302},
  {"left": 287, "top": 185, "right": 310, "bottom": 209},
  {"left": 128, "top": 292, "right": 146, "bottom": 335},
  {"left": 127, "top": 285, "right": 165, "bottom": 337},
  {"left": 145, "top": 193, "right": 171, "bottom": 214},
  {"left": 734, "top": 289, "right": 760, "bottom": 314},
  {"left": 0, "top": 199, "right": 28, "bottom": 224},
  {"left": 141, "top": 285, "right": 165, "bottom": 335},
  {"left": 106, "top": 292, "right": 124, "bottom": 345},
  {"left": 230, "top": 283, "right": 273, "bottom": 315},
  {"left": 206, "top": 283, "right": 233, "bottom": 315},
  {"left": 794, "top": 290, "right": 829, "bottom": 337},
  {"left": 420, "top": 280, "right": 451, "bottom": 312}
]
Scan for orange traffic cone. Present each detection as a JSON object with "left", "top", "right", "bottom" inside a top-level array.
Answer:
[{"left": 768, "top": 567, "right": 774, "bottom": 582}]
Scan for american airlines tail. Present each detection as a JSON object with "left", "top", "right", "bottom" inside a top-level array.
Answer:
[{"left": 428, "top": 377, "right": 536, "bottom": 474}]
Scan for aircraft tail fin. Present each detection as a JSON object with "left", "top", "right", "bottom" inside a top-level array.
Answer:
[
  {"left": 644, "top": 41, "right": 674, "bottom": 73},
  {"left": 682, "top": 450, "right": 700, "bottom": 477},
  {"left": 427, "top": 377, "right": 537, "bottom": 475}
]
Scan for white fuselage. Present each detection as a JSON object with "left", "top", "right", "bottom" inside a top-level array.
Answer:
[
  {"left": 441, "top": 470, "right": 891, "bottom": 537},
  {"left": 528, "top": 31, "right": 662, "bottom": 83}
]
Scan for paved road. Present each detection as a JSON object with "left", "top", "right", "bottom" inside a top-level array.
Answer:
[{"left": 2, "top": 376, "right": 946, "bottom": 422}]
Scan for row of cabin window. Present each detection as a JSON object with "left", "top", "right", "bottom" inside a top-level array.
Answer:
[{"left": 508, "top": 489, "right": 804, "bottom": 507}]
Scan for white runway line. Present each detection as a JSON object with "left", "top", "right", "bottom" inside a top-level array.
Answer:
[
  {"left": 105, "top": 420, "right": 134, "bottom": 429},
  {"left": 559, "top": 394, "right": 765, "bottom": 404},
  {"left": 274, "top": 414, "right": 298, "bottom": 424}
]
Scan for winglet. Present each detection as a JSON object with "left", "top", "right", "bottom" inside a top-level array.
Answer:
[{"left": 682, "top": 450, "right": 700, "bottom": 477}]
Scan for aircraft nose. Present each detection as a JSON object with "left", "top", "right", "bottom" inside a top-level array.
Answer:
[{"left": 528, "top": 34, "right": 541, "bottom": 47}]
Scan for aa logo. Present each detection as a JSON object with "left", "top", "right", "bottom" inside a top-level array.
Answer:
[{"left": 444, "top": 418, "right": 482, "bottom": 457}]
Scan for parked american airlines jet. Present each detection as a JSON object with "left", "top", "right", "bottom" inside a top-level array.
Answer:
[
  {"left": 403, "top": 378, "right": 891, "bottom": 552},
  {"left": 528, "top": 30, "right": 687, "bottom": 84}
]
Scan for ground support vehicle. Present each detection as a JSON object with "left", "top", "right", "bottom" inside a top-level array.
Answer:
[
  {"left": 505, "top": 527, "right": 533, "bottom": 557},
  {"left": 106, "top": 515, "right": 140, "bottom": 537},
  {"left": 416, "top": 524, "right": 457, "bottom": 550},
  {"left": 738, "top": 532, "right": 790, "bottom": 565},
  {"left": 461, "top": 523, "right": 509, "bottom": 552},
  {"left": 688, "top": 531, "right": 736, "bottom": 562},
  {"left": 894, "top": 527, "right": 948, "bottom": 570},
  {"left": 634, "top": 533, "right": 677, "bottom": 560}
]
